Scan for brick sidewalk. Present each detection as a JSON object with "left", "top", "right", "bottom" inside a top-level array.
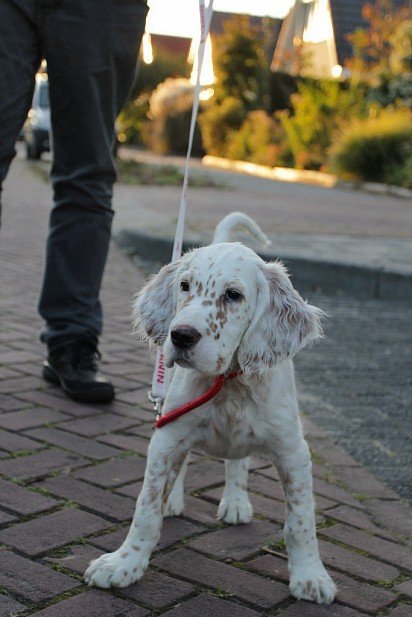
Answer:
[{"left": 0, "top": 159, "right": 411, "bottom": 616}]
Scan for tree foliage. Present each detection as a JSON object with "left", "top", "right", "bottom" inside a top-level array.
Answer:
[{"left": 212, "top": 15, "right": 268, "bottom": 111}]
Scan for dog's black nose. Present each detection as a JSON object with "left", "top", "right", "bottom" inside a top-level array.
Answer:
[{"left": 171, "top": 326, "right": 202, "bottom": 349}]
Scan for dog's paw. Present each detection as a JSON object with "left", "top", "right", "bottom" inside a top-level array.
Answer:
[
  {"left": 289, "top": 562, "right": 336, "bottom": 604},
  {"left": 163, "top": 492, "right": 184, "bottom": 517},
  {"left": 84, "top": 548, "right": 148, "bottom": 588},
  {"left": 217, "top": 494, "right": 253, "bottom": 524}
]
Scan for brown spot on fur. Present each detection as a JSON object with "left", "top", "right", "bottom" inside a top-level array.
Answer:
[
  {"left": 202, "top": 300, "right": 213, "bottom": 306},
  {"left": 131, "top": 545, "right": 141, "bottom": 551}
]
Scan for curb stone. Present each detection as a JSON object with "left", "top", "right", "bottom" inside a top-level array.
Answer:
[{"left": 115, "top": 229, "right": 412, "bottom": 300}]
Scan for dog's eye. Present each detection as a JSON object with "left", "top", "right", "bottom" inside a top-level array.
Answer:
[
  {"left": 180, "top": 280, "right": 190, "bottom": 292},
  {"left": 225, "top": 288, "right": 243, "bottom": 302}
]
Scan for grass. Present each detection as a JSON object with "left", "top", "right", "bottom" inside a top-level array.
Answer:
[
  {"left": 117, "top": 159, "right": 223, "bottom": 188},
  {"left": 29, "top": 156, "right": 225, "bottom": 189}
]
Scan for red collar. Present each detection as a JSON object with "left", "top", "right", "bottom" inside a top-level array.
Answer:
[{"left": 155, "top": 371, "right": 242, "bottom": 429}]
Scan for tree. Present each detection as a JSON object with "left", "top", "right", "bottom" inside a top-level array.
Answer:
[
  {"left": 346, "top": 0, "right": 411, "bottom": 86},
  {"left": 212, "top": 15, "right": 268, "bottom": 111}
]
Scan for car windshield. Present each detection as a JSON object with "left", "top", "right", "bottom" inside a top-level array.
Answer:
[{"left": 38, "top": 82, "right": 49, "bottom": 109}]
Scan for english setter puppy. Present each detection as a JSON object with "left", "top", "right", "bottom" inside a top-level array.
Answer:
[{"left": 85, "top": 213, "right": 337, "bottom": 604}]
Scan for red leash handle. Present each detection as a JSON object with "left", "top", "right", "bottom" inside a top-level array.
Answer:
[{"left": 155, "top": 371, "right": 240, "bottom": 429}]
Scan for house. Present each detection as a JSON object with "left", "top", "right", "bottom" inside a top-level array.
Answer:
[{"left": 271, "top": 0, "right": 395, "bottom": 79}]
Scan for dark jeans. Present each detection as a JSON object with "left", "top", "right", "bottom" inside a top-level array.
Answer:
[{"left": 0, "top": 0, "right": 147, "bottom": 350}]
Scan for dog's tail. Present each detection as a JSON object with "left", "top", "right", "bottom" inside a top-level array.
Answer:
[{"left": 213, "top": 212, "right": 271, "bottom": 247}]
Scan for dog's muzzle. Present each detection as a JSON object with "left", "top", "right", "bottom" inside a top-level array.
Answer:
[{"left": 171, "top": 326, "right": 202, "bottom": 350}]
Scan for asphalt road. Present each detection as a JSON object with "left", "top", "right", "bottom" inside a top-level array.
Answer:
[{"left": 295, "top": 289, "right": 412, "bottom": 501}]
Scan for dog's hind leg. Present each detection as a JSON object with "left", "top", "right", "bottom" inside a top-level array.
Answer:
[
  {"left": 163, "top": 452, "right": 190, "bottom": 517},
  {"left": 217, "top": 457, "right": 253, "bottom": 524}
]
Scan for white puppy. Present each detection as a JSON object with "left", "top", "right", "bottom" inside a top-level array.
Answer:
[{"left": 85, "top": 213, "right": 337, "bottom": 604}]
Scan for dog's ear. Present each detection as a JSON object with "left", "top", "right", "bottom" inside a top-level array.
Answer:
[
  {"left": 133, "top": 253, "right": 192, "bottom": 347},
  {"left": 237, "top": 261, "right": 324, "bottom": 374}
]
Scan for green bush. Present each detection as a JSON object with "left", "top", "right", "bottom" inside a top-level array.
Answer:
[
  {"left": 199, "top": 97, "right": 245, "bottom": 157},
  {"left": 277, "top": 80, "right": 367, "bottom": 170},
  {"left": 142, "top": 78, "right": 203, "bottom": 155},
  {"left": 330, "top": 110, "right": 412, "bottom": 185},
  {"left": 225, "top": 110, "right": 292, "bottom": 167}
]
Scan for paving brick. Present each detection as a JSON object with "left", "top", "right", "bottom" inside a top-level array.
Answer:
[
  {"left": 13, "top": 390, "right": 106, "bottom": 417},
  {"left": 118, "top": 569, "right": 195, "bottom": 609},
  {"left": 246, "top": 554, "right": 289, "bottom": 582},
  {"left": 248, "top": 472, "right": 336, "bottom": 513},
  {"left": 318, "top": 539, "right": 399, "bottom": 582},
  {"left": 75, "top": 456, "right": 147, "bottom": 487},
  {"left": 0, "top": 427, "right": 44, "bottom": 452},
  {"left": 388, "top": 606, "right": 412, "bottom": 617},
  {"left": 0, "top": 449, "right": 87, "bottom": 480},
  {"left": 365, "top": 499, "right": 412, "bottom": 540},
  {"left": 0, "top": 510, "right": 16, "bottom": 525},
  {"left": 0, "top": 376, "right": 44, "bottom": 394},
  {"left": 326, "top": 504, "right": 395, "bottom": 539},
  {"left": 0, "top": 350, "right": 39, "bottom": 364},
  {"left": 0, "top": 407, "right": 70, "bottom": 431},
  {"left": 46, "top": 544, "right": 103, "bottom": 575},
  {"left": 313, "top": 478, "right": 364, "bottom": 509},
  {"left": 126, "top": 423, "right": 154, "bottom": 439},
  {"left": 161, "top": 593, "right": 262, "bottom": 617},
  {"left": 277, "top": 602, "right": 366, "bottom": 616},
  {"left": 336, "top": 466, "right": 400, "bottom": 499},
  {"left": 0, "top": 394, "right": 32, "bottom": 411},
  {"left": 178, "top": 494, "right": 220, "bottom": 525},
  {"left": 39, "top": 477, "right": 135, "bottom": 522},
  {"left": 30, "top": 590, "right": 148, "bottom": 616},
  {"left": 189, "top": 520, "right": 281, "bottom": 561},
  {"left": 26, "top": 427, "right": 121, "bottom": 460},
  {"left": 90, "top": 517, "right": 203, "bottom": 553},
  {"left": 0, "top": 478, "right": 58, "bottom": 515},
  {"left": 248, "top": 474, "right": 288, "bottom": 501},
  {"left": 115, "top": 481, "right": 142, "bottom": 499},
  {"left": 154, "top": 548, "right": 290, "bottom": 609},
  {"left": 0, "top": 550, "right": 80, "bottom": 602},
  {"left": 310, "top": 437, "right": 361, "bottom": 467},
  {"left": 185, "top": 459, "right": 225, "bottom": 491},
  {"left": 332, "top": 571, "right": 397, "bottom": 612},
  {"left": 321, "top": 524, "right": 412, "bottom": 570},
  {"left": 0, "top": 508, "right": 110, "bottom": 556},
  {"left": 96, "top": 433, "right": 150, "bottom": 456},
  {"left": 0, "top": 594, "right": 27, "bottom": 616},
  {"left": 394, "top": 579, "right": 412, "bottom": 598},
  {"left": 61, "top": 413, "right": 139, "bottom": 437}
]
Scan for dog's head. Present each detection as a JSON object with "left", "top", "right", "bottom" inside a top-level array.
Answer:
[{"left": 133, "top": 242, "right": 324, "bottom": 376}]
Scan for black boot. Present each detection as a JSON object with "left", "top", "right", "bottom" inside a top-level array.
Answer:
[{"left": 43, "top": 341, "right": 115, "bottom": 403}]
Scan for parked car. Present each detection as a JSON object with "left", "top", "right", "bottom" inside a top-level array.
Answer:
[{"left": 23, "top": 74, "right": 51, "bottom": 159}]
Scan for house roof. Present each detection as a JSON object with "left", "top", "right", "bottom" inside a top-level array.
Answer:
[{"left": 272, "top": 0, "right": 407, "bottom": 75}]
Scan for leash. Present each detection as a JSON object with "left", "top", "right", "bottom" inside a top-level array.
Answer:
[
  {"left": 148, "top": 0, "right": 214, "bottom": 422},
  {"left": 155, "top": 371, "right": 241, "bottom": 429}
]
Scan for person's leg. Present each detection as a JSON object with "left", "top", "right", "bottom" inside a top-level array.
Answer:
[
  {"left": 38, "top": 0, "right": 148, "bottom": 349},
  {"left": 0, "top": 0, "right": 41, "bottom": 222},
  {"left": 37, "top": 0, "right": 147, "bottom": 401}
]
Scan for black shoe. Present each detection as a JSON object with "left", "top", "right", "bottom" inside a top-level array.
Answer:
[{"left": 43, "top": 341, "right": 115, "bottom": 403}]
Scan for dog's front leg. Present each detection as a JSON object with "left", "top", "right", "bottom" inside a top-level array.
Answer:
[
  {"left": 84, "top": 427, "right": 190, "bottom": 588},
  {"left": 218, "top": 458, "right": 253, "bottom": 524},
  {"left": 277, "top": 439, "right": 336, "bottom": 604}
]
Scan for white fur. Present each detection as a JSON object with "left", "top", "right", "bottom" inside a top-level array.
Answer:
[{"left": 84, "top": 214, "right": 336, "bottom": 604}]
